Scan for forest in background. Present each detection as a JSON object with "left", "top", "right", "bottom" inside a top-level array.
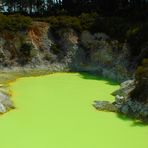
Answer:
[{"left": 0, "top": 0, "right": 148, "bottom": 17}]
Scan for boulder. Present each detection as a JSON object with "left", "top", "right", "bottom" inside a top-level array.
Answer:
[
  {"left": 93, "top": 79, "right": 148, "bottom": 121},
  {"left": 112, "top": 80, "right": 135, "bottom": 98},
  {"left": 115, "top": 95, "right": 125, "bottom": 104},
  {"left": 93, "top": 100, "right": 117, "bottom": 112}
]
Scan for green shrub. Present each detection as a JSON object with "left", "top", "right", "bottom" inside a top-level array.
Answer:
[
  {"left": 48, "top": 13, "right": 98, "bottom": 33},
  {"left": 41, "top": 14, "right": 129, "bottom": 41},
  {"left": 126, "top": 26, "right": 140, "bottom": 38},
  {"left": 79, "top": 13, "right": 98, "bottom": 30},
  {"left": 50, "top": 43, "right": 61, "bottom": 55},
  {"left": 126, "top": 22, "right": 148, "bottom": 56},
  {"left": 131, "top": 58, "right": 148, "bottom": 102},
  {"left": 135, "top": 59, "right": 148, "bottom": 80},
  {"left": 19, "top": 43, "right": 33, "bottom": 64},
  {"left": 91, "top": 16, "right": 130, "bottom": 40},
  {"left": 0, "top": 13, "right": 32, "bottom": 32},
  {"left": 48, "top": 16, "right": 82, "bottom": 32},
  {"left": 44, "top": 53, "right": 53, "bottom": 61},
  {"left": 143, "top": 59, "right": 148, "bottom": 66}
]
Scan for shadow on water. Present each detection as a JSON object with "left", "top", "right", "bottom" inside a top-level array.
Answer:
[
  {"left": 117, "top": 113, "right": 148, "bottom": 127},
  {"left": 78, "top": 72, "right": 148, "bottom": 127},
  {"left": 78, "top": 72, "right": 119, "bottom": 86}
]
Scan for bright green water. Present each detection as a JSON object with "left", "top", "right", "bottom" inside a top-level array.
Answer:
[{"left": 0, "top": 73, "right": 148, "bottom": 148}]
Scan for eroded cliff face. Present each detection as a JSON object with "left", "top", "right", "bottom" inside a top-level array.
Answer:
[
  {"left": 75, "top": 31, "right": 131, "bottom": 81},
  {"left": 0, "top": 21, "right": 147, "bottom": 117},
  {"left": 0, "top": 21, "right": 133, "bottom": 81}
]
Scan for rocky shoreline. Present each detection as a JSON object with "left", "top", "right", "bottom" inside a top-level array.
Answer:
[
  {"left": 0, "top": 64, "right": 69, "bottom": 114},
  {"left": 0, "top": 61, "right": 126, "bottom": 114},
  {"left": 0, "top": 65, "right": 147, "bottom": 123},
  {"left": 93, "top": 80, "right": 148, "bottom": 122},
  {"left": 0, "top": 85, "right": 14, "bottom": 113}
]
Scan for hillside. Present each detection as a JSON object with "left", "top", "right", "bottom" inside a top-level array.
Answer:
[{"left": 0, "top": 13, "right": 147, "bottom": 121}]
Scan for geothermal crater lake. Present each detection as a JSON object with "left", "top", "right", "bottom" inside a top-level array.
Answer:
[{"left": 0, "top": 73, "right": 148, "bottom": 148}]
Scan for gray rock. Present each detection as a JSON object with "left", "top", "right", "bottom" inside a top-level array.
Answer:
[
  {"left": 114, "top": 103, "right": 122, "bottom": 109},
  {"left": 129, "top": 101, "right": 141, "bottom": 113},
  {"left": 0, "top": 92, "right": 9, "bottom": 102},
  {"left": 112, "top": 80, "right": 135, "bottom": 98},
  {"left": 93, "top": 100, "right": 117, "bottom": 112},
  {"left": 121, "top": 105, "right": 129, "bottom": 114},
  {"left": 0, "top": 91, "right": 14, "bottom": 111},
  {"left": 93, "top": 79, "right": 148, "bottom": 121},
  {"left": 120, "top": 80, "right": 135, "bottom": 94},
  {"left": 0, "top": 103, "right": 6, "bottom": 113},
  {"left": 140, "top": 108, "right": 148, "bottom": 117},
  {"left": 115, "top": 95, "right": 125, "bottom": 104}
]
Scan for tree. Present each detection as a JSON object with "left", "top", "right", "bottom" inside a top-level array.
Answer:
[
  {"left": 62, "top": 0, "right": 75, "bottom": 10},
  {"left": 1, "top": 0, "right": 148, "bottom": 16}
]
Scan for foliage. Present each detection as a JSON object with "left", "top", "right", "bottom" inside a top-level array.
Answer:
[
  {"left": 79, "top": 13, "right": 98, "bottom": 31},
  {"left": 126, "top": 23, "right": 148, "bottom": 56},
  {"left": 47, "top": 13, "right": 100, "bottom": 33},
  {"left": 19, "top": 42, "right": 33, "bottom": 65},
  {"left": 50, "top": 43, "right": 61, "bottom": 55},
  {"left": 0, "top": 13, "right": 32, "bottom": 32},
  {"left": 135, "top": 59, "right": 148, "bottom": 80},
  {"left": 131, "top": 59, "right": 148, "bottom": 102},
  {"left": 48, "top": 16, "right": 82, "bottom": 32}
]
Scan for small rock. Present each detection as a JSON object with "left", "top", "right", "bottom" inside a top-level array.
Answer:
[
  {"left": 115, "top": 95, "right": 125, "bottom": 104},
  {"left": 112, "top": 80, "right": 135, "bottom": 98},
  {"left": 93, "top": 100, "right": 117, "bottom": 112},
  {"left": 0, "top": 92, "right": 14, "bottom": 110},
  {"left": 0, "top": 103, "right": 6, "bottom": 113}
]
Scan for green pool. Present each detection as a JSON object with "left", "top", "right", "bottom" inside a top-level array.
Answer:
[{"left": 0, "top": 73, "right": 148, "bottom": 148}]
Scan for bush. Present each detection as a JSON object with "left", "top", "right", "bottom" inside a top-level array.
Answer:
[
  {"left": 135, "top": 59, "right": 148, "bottom": 80},
  {"left": 39, "top": 14, "right": 130, "bottom": 42},
  {"left": 50, "top": 43, "right": 61, "bottom": 55},
  {"left": 0, "top": 13, "right": 32, "bottom": 32},
  {"left": 79, "top": 13, "right": 98, "bottom": 30},
  {"left": 48, "top": 13, "right": 98, "bottom": 33},
  {"left": 19, "top": 43, "right": 33, "bottom": 64},
  {"left": 91, "top": 16, "right": 130, "bottom": 40},
  {"left": 131, "top": 58, "right": 148, "bottom": 102},
  {"left": 48, "top": 16, "right": 82, "bottom": 32}
]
